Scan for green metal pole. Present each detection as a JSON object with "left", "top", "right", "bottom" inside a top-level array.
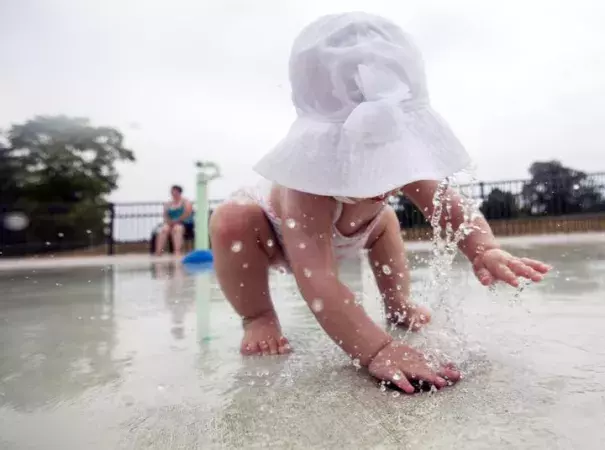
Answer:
[
  {"left": 193, "top": 161, "right": 219, "bottom": 251},
  {"left": 193, "top": 161, "right": 220, "bottom": 343},
  {"left": 195, "top": 173, "right": 209, "bottom": 251}
]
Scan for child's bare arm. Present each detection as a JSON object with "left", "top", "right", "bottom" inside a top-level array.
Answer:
[
  {"left": 402, "top": 180, "right": 499, "bottom": 259},
  {"left": 281, "top": 190, "right": 392, "bottom": 366},
  {"left": 403, "top": 180, "right": 551, "bottom": 286}
]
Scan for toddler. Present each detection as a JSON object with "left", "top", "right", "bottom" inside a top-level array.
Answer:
[{"left": 210, "top": 12, "right": 551, "bottom": 394}]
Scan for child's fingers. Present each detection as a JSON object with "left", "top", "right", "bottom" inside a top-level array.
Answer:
[
  {"left": 475, "top": 267, "right": 493, "bottom": 286},
  {"left": 520, "top": 258, "right": 552, "bottom": 273},
  {"left": 437, "top": 364, "right": 461, "bottom": 383},
  {"left": 389, "top": 371, "right": 415, "bottom": 394},
  {"left": 407, "top": 367, "right": 447, "bottom": 390},
  {"left": 495, "top": 264, "right": 519, "bottom": 287},
  {"left": 507, "top": 259, "right": 543, "bottom": 282}
]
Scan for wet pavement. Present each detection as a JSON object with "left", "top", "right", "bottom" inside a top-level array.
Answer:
[{"left": 1, "top": 234, "right": 605, "bottom": 449}]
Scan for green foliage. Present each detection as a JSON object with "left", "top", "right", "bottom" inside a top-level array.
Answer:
[
  {"left": 1, "top": 116, "right": 134, "bottom": 255},
  {"left": 480, "top": 188, "right": 520, "bottom": 219},
  {"left": 522, "top": 161, "right": 605, "bottom": 215},
  {"left": 6, "top": 115, "right": 135, "bottom": 203}
]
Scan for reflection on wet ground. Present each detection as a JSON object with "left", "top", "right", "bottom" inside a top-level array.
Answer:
[{"left": 1, "top": 234, "right": 605, "bottom": 449}]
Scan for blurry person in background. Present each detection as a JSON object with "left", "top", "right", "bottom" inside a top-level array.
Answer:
[{"left": 155, "top": 185, "right": 193, "bottom": 257}]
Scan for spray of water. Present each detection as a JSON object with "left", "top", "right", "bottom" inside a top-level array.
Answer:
[{"left": 415, "top": 171, "right": 484, "bottom": 371}]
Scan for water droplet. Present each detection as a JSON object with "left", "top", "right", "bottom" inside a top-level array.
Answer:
[
  {"left": 392, "top": 391, "right": 401, "bottom": 398},
  {"left": 86, "top": 229, "right": 92, "bottom": 234},
  {"left": 311, "top": 298, "right": 323, "bottom": 312},
  {"left": 230, "top": 241, "right": 243, "bottom": 253},
  {"left": 303, "top": 268, "right": 312, "bottom": 278},
  {"left": 350, "top": 222, "right": 356, "bottom": 227},
  {"left": 285, "top": 218, "right": 296, "bottom": 229},
  {"left": 380, "top": 384, "right": 387, "bottom": 392},
  {"left": 382, "top": 264, "right": 392, "bottom": 275},
  {"left": 352, "top": 359, "right": 361, "bottom": 369},
  {"left": 298, "top": 242, "right": 306, "bottom": 249},
  {"left": 157, "top": 384, "right": 165, "bottom": 391},
  {"left": 240, "top": 282, "right": 245, "bottom": 287},
  {"left": 385, "top": 359, "right": 391, "bottom": 366},
  {"left": 266, "top": 239, "right": 274, "bottom": 248},
  {"left": 242, "top": 262, "right": 249, "bottom": 269},
  {"left": 45, "top": 241, "right": 51, "bottom": 246},
  {"left": 57, "top": 232, "right": 64, "bottom": 238},
  {"left": 393, "top": 372, "right": 402, "bottom": 381}
]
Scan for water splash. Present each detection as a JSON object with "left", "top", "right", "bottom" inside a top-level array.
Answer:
[
  {"left": 381, "top": 264, "right": 392, "bottom": 275},
  {"left": 230, "top": 241, "right": 243, "bottom": 253},
  {"left": 418, "top": 171, "right": 484, "bottom": 369},
  {"left": 311, "top": 298, "right": 324, "bottom": 312}
]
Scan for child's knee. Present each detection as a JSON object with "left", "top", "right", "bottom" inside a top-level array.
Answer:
[{"left": 210, "top": 203, "right": 261, "bottom": 248}]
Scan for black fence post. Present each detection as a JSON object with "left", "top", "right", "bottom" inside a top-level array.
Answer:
[
  {"left": 479, "top": 182, "right": 486, "bottom": 201},
  {"left": 107, "top": 203, "right": 115, "bottom": 256}
]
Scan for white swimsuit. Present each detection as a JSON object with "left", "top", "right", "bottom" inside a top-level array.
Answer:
[{"left": 230, "top": 180, "right": 385, "bottom": 267}]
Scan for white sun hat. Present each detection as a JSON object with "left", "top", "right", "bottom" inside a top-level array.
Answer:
[{"left": 253, "top": 12, "right": 472, "bottom": 199}]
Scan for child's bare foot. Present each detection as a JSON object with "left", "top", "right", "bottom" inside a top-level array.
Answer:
[
  {"left": 241, "top": 311, "right": 291, "bottom": 356},
  {"left": 386, "top": 301, "right": 431, "bottom": 331}
]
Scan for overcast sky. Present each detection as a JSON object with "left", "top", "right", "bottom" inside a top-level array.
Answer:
[{"left": 1, "top": 0, "right": 604, "bottom": 202}]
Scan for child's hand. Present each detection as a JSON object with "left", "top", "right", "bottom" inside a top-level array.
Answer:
[
  {"left": 472, "top": 248, "right": 552, "bottom": 287},
  {"left": 368, "top": 341, "right": 460, "bottom": 394}
]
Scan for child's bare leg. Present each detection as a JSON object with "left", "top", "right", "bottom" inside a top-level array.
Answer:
[
  {"left": 210, "top": 202, "right": 291, "bottom": 356},
  {"left": 366, "top": 208, "right": 431, "bottom": 331}
]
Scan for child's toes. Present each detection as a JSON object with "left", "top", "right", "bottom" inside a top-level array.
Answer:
[
  {"left": 259, "top": 340, "right": 271, "bottom": 355},
  {"left": 241, "top": 341, "right": 261, "bottom": 356},
  {"left": 267, "top": 337, "right": 279, "bottom": 355},
  {"left": 278, "top": 337, "right": 292, "bottom": 355}
]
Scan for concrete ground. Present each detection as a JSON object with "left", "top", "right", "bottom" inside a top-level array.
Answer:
[{"left": 1, "top": 233, "right": 605, "bottom": 449}]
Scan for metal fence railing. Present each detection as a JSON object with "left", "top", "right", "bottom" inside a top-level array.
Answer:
[
  {"left": 0, "top": 202, "right": 113, "bottom": 257},
  {"left": 1, "top": 173, "right": 604, "bottom": 257},
  {"left": 391, "top": 172, "right": 605, "bottom": 228}
]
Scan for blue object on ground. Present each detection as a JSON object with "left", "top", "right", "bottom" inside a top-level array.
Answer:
[{"left": 182, "top": 249, "right": 213, "bottom": 264}]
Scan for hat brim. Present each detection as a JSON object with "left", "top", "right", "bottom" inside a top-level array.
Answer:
[{"left": 253, "top": 106, "right": 472, "bottom": 198}]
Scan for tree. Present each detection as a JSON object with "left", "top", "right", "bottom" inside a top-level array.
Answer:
[
  {"left": 7, "top": 115, "right": 135, "bottom": 203},
  {"left": 480, "top": 188, "right": 520, "bottom": 219},
  {"left": 1, "top": 116, "right": 135, "bottom": 255},
  {"left": 0, "top": 139, "right": 21, "bottom": 204},
  {"left": 522, "top": 161, "right": 604, "bottom": 216}
]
